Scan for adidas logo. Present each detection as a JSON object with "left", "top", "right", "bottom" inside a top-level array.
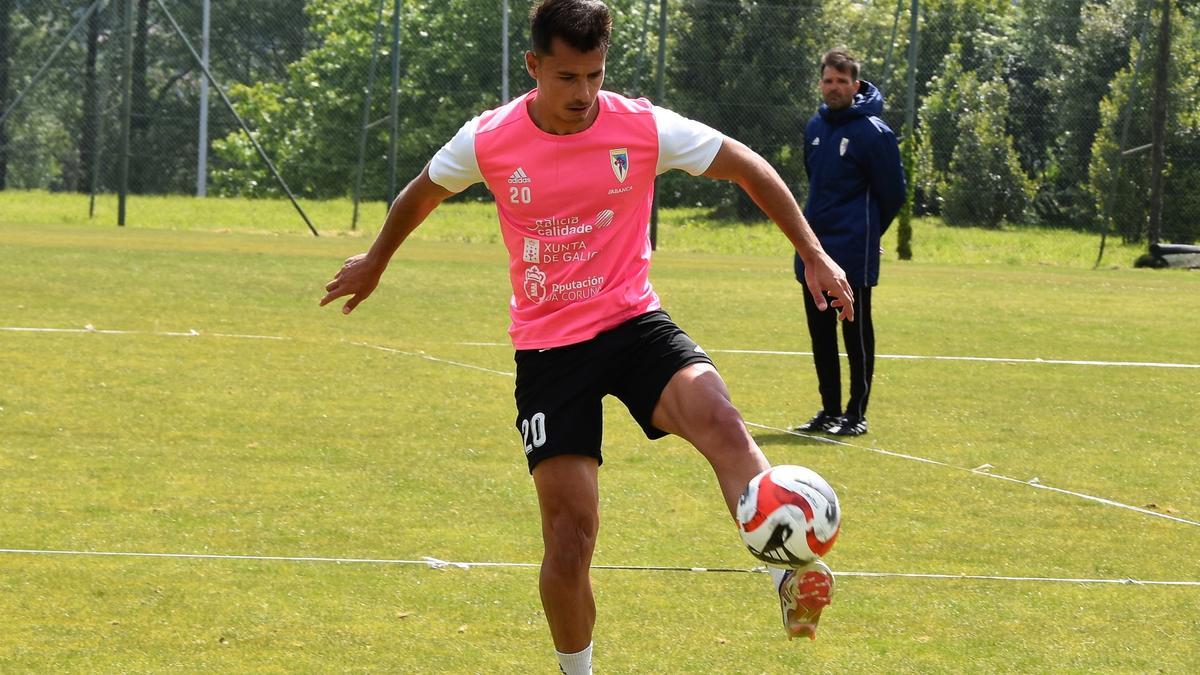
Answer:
[
  {"left": 811, "top": 137, "right": 820, "bottom": 146},
  {"left": 508, "top": 167, "right": 531, "bottom": 184}
]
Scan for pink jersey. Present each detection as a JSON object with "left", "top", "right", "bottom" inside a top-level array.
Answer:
[{"left": 429, "top": 89, "right": 722, "bottom": 349}]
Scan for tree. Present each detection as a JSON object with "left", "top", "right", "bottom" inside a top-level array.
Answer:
[
  {"left": 916, "top": 0, "right": 1011, "bottom": 98},
  {"left": 667, "top": 0, "right": 825, "bottom": 218},
  {"left": 913, "top": 45, "right": 969, "bottom": 215},
  {"left": 212, "top": 0, "right": 495, "bottom": 199},
  {"left": 1004, "top": 0, "right": 1087, "bottom": 179},
  {"left": 941, "top": 78, "right": 1033, "bottom": 228},
  {"left": 128, "top": 0, "right": 150, "bottom": 192},
  {"left": 76, "top": 0, "right": 101, "bottom": 192},
  {"left": 2, "top": 1, "right": 91, "bottom": 191},
  {"left": 0, "top": 0, "right": 12, "bottom": 189},
  {"left": 209, "top": 0, "right": 648, "bottom": 201},
  {"left": 85, "top": 0, "right": 308, "bottom": 195},
  {"left": 892, "top": 0, "right": 1025, "bottom": 217},
  {"left": 1088, "top": 2, "right": 1200, "bottom": 243},
  {"left": 1039, "top": 0, "right": 1145, "bottom": 228}
]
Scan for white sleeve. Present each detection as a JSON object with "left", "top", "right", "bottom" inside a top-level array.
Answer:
[
  {"left": 428, "top": 116, "right": 484, "bottom": 193},
  {"left": 652, "top": 106, "right": 725, "bottom": 176}
]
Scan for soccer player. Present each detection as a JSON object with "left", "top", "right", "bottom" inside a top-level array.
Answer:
[{"left": 321, "top": 2, "right": 851, "bottom": 671}]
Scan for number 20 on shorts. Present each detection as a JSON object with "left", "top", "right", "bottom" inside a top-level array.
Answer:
[{"left": 521, "top": 412, "right": 546, "bottom": 454}]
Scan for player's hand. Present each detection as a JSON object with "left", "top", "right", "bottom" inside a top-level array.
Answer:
[
  {"left": 320, "top": 253, "right": 383, "bottom": 315},
  {"left": 803, "top": 254, "right": 855, "bottom": 322}
]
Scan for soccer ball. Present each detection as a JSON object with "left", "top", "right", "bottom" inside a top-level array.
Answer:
[{"left": 736, "top": 465, "right": 840, "bottom": 567}]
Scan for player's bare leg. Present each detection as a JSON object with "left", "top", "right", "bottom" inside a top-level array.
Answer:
[
  {"left": 652, "top": 362, "right": 834, "bottom": 640},
  {"left": 532, "top": 454, "right": 600, "bottom": 654},
  {"left": 649, "top": 362, "right": 769, "bottom": 516}
]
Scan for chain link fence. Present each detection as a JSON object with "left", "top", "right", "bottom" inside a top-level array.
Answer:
[{"left": 1, "top": 0, "right": 1197, "bottom": 245}]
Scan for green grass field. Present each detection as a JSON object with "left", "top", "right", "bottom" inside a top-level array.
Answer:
[{"left": 1, "top": 191, "right": 1198, "bottom": 672}]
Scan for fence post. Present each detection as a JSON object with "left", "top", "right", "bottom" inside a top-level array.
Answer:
[
  {"left": 352, "top": 0, "right": 388, "bottom": 231},
  {"left": 196, "top": 0, "right": 210, "bottom": 197},
  {"left": 388, "top": 0, "right": 402, "bottom": 203},
  {"left": 501, "top": 0, "right": 510, "bottom": 103},
  {"left": 631, "top": 0, "right": 654, "bottom": 96},
  {"left": 650, "top": 0, "right": 666, "bottom": 251},
  {"left": 896, "top": 0, "right": 919, "bottom": 261},
  {"left": 0, "top": 0, "right": 9, "bottom": 189},
  {"left": 1147, "top": 0, "right": 1170, "bottom": 246},
  {"left": 118, "top": 0, "right": 133, "bottom": 226}
]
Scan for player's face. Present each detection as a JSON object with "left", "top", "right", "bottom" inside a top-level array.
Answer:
[
  {"left": 819, "top": 66, "right": 859, "bottom": 110},
  {"left": 525, "top": 37, "right": 606, "bottom": 134}
]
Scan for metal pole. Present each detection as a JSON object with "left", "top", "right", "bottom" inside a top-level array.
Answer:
[
  {"left": 1146, "top": 0, "right": 1170, "bottom": 246},
  {"left": 196, "top": 0, "right": 210, "bottom": 197},
  {"left": 650, "top": 0, "right": 666, "bottom": 250},
  {"left": 352, "top": 0, "right": 388, "bottom": 230},
  {"left": 118, "top": 0, "right": 133, "bottom": 227},
  {"left": 903, "top": 0, "right": 918, "bottom": 141},
  {"left": 501, "top": 0, "right": 510, "bottom": 102},
  {"left": 388, "top": 0, "right": 402, "bottom": 202},
  {"left": 154, "top": 0, "right": 319, "bottom": 236},
  {"left": 881, "top": 0, "right": 905, "bottom": 94}
]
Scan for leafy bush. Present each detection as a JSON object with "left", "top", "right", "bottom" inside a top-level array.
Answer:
[{"left": 922, "top": 66, "right": 1033, "bottom": 228}]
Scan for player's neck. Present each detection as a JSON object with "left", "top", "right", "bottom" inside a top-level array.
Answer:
[{"left": 526, "top": 96, "right": 600, "bottom": 136}]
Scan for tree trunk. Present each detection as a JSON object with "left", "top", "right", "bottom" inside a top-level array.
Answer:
[
  {"left": 78, "top": 5, "right": 102, "bottom": 192},
  {"left": 0, "top": 0, "right": 12, "bottom": 190},
  {"left": 1146, "top": 0, "right": 1170, "bottom": 245},
  {"left": 129, "top": 0, "right": 150, "bottom": 192}
]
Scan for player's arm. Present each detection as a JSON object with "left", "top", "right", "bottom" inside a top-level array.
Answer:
[
  {"left": 320, "top": 165, "right": 455, "bottom": 314},
  {"left": 703, "top": 137, "right": 856, "bottom": 321}
]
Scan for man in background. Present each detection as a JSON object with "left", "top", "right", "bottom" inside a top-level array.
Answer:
[{"left": 793, "top": 49, "right": 906, "bottom": 437}]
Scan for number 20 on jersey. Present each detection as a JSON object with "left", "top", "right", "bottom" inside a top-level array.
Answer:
[{"left": 510, "top": 186, "right": 532, "bottom": 204}]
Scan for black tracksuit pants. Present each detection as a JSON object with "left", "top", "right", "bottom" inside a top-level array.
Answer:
[{"left": 802, "top": 285, "right": 874, "bottom": 420}]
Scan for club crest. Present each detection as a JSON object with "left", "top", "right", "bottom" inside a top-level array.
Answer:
[
  {"left": 839, "top": 138, "right": 850, "bottom": 156},
  {"left": 609, "top": 148, "right": 629, "bottom": 183},
  {"left": 523, "top": 266, "right": 547, "bottom": 304}
]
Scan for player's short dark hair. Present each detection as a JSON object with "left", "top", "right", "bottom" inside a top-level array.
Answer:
[
  {"left": 529, "top": 0, "right": 612, "bottom": 55},
  {"left": 821, "top": 49, "right": 860, "bottom": 80}
]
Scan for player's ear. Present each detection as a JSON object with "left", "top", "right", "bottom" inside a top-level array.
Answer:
[{"left": 525, "top": 51, "right": 539, "bottom": 80}]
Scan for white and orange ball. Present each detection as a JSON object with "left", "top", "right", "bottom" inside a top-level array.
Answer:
[{"left": 736, "top": 465, "right": 840, "bottom": 567}]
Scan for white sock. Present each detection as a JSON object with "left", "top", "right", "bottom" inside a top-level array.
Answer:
[
  {"left": 555, "top": 642, "right": 593, "bottom": 675},
  {"left": 769, "top": 566, "right": 788, "bottom": 592}
]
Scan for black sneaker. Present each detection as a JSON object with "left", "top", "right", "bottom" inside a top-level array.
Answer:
[
  {"left": 829, "top": 416, "right": 868, "bottom": 436},
  {"left": 794, "top": 410, "right": 841, "bottom": 433}
]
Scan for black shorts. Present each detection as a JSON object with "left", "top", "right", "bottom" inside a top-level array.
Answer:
[{"left": 513, "top": 310, "right": 716, "bottom": 472}]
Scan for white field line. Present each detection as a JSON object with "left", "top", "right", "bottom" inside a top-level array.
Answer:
[
  {"left": 7, "top": 327, "right": 1196, "bottom": 369},
  {"left": 719, "top": 348, "right": 1200, "bottom": 369},
  {"left": 1, "top": 548, "right": 1196, "bottom": 586},
  {"left": 5, "top": 325, "right": 1197, "bottom": 529},
  {"left": 746, "top": 422, "right": 1200, "bottom": 529},
  {"left": 368, "top": 342, "right": 1200, "bottom": 530},
  {"left": 0, "top": 325, "right": 287, "bottom": 340},
  {"left": 455, "top": 341, "right": 1200, "bottom": 369},
  {"left": 349, "top": 341, "right": 514, "bottom": 377}
]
